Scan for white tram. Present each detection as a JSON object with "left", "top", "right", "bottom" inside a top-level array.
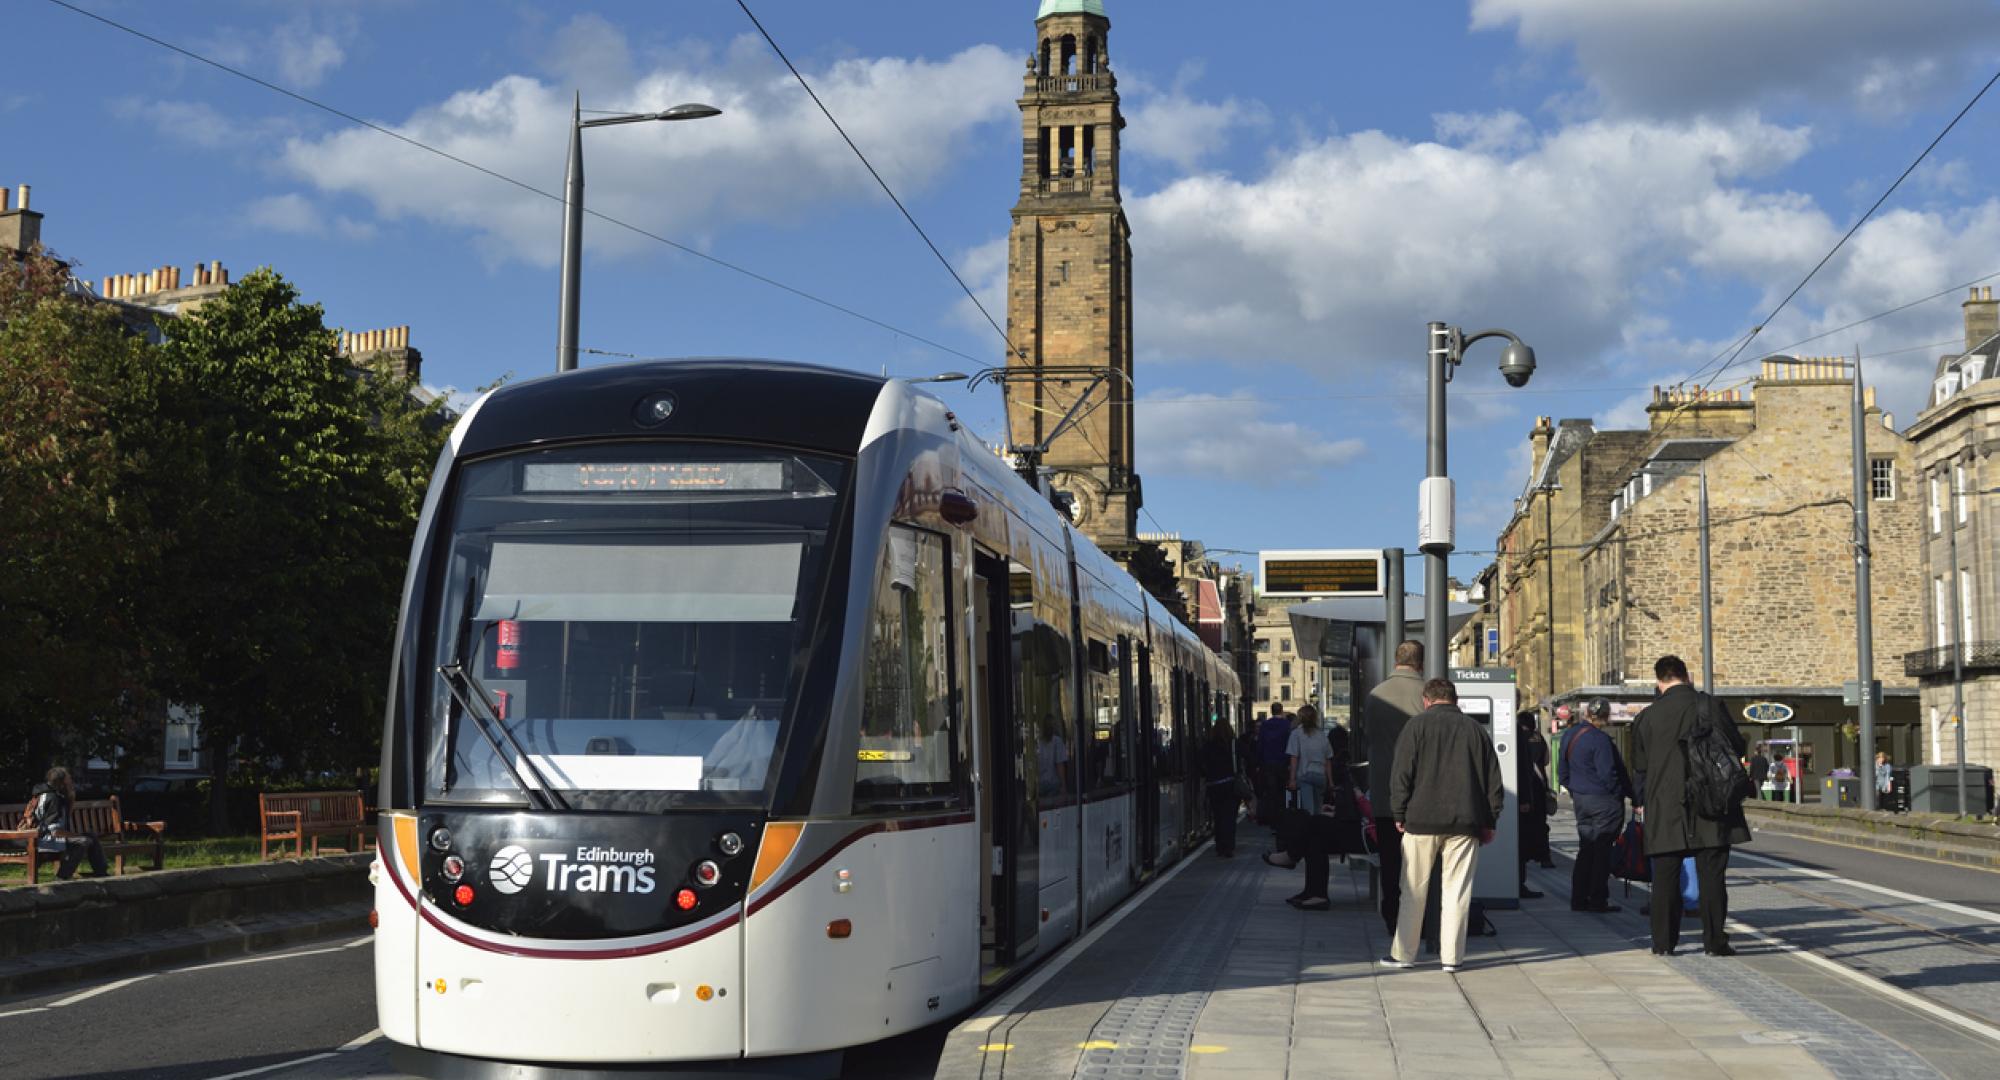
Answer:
[{"left": 372, "top": 361, "right": 1240, "bottom": 1075}]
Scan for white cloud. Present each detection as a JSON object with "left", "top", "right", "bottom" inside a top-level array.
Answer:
[
  {"left": 279, "top": 25, "right": 1020, "bottom": 266},
  {"left": 110, "top": 97, "right": 294, "bottom": 149},
  {"left": 1127, "top": 113, "right": 1828, "bottom": 384},
  {"left": 1470, "top": 0, "right": 2000, "bottom": 117},
  {"left": 206, "top": 14, "right": 353, "bottom": 89},
  {"left": 1125, "top": 92, "right": 1270, "bottom": 171},
  {"left": 246, "top": 193, "right": 321, "bottom": 234},
  {"left": 1137, "top": 389, "right": 1364, "bottom": 486}
]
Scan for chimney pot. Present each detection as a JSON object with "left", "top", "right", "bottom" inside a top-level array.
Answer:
[
  {"left": 16, "top": 185, "right": 27, "bottom": 212},
  {"left": 1, "top": 188, "right": 9, "bottom": 212}
]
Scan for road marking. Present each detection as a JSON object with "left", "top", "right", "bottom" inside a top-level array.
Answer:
[
  {"left": 174, "top": 937, "right": 371, "bottom": 974},
  {"left": 1726, "top": 916, "right": 2000, "bottom": 1047},
  {"left": 959, "top": 839, "right": 1213, "bottom": 1034},
  {"left": 48, "top": 975, "right": 153, "bottom": 1007},
  {"left": 1733, "top": 849, "right": 2000, "bottom": 925},
  {"left": 338, "top": 1028, "right": 383, "bottom": 1052},
  {"left": 204, "top": 1052, "right": 336, "bottom": 1079},
  {"left": 0, "top": 1007, "right": 48, "bottom": 1020}
]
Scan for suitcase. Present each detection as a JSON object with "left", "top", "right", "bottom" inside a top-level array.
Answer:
[{"left": 1611, "top": 818, "right": 1650, "bottom": 895}]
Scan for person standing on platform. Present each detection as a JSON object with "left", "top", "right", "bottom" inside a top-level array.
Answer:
[
  {"left": 1566, "top": 698, "right": 1631, "bottom": 913},
  {"left": 1257, "top": 705, "right": 1293, "bottom": 827},
  {"left": 1749, "top": 743, "right": 1771, "bottom": 800},
  {"left": 1518, "top": 713, "right": 1555, "bottom": 890},
  {"left": 1200, "top": 720, "right": 1241, "bottom": 857},
  {"left": 1380, "top": 678, "right": 1504, "bottom": 975},
  {"left": 1286, "top": 705, "right": 1335, "bottom": 821},
  {"left": 1630, "top": 655, "right": 1750, "bottom": 956},
  {"left": 1355, "top": 640, "right": 1426, "bottom": 936}
]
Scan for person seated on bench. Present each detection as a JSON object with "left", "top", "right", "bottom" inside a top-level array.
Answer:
[{"left": 20, "top": 767, "right": 108, "bottom": 880}]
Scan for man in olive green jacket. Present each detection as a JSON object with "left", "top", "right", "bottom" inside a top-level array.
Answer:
[{"left": 1354, "top": 640, "right": 1426, "bottom": 935}]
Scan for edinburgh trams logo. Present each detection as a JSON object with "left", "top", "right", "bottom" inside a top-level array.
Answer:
[
  {"left": 488, "top": 846, "right": 536, "bottom": 894},
  {"left": 486, "top": 844, "right": 659, "bottom": 895}
]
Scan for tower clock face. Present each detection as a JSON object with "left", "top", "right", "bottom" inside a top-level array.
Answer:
[{"left": 1055, "top": 484, "right": 1093, "bottom": 526}]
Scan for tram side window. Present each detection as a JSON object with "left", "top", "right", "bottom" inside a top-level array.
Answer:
[
  {"left": 1084, "top": 639, "right": 1126, "bottom": 790},
  {"left": 856, "top": 526, "right": 958, "bottom": 807}
]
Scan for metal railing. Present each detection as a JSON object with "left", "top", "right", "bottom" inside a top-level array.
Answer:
[
  {"left": 1036, "top": 74, "right": 1115, "bottom": 94},
  {"left": 1903, "top": 641, "right": 2000, "bottom": 677}
]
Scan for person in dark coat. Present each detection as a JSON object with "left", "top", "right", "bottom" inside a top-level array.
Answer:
[
  {"left": 1380, "top": 678, "right": 1504, "bottom": 975},
  {"left": 1353, "top": 640, "right": 1426, "bottom": 936},
  {"left": 1200, "top": 721, "right": 1241, "bottom": 857},
  {"left": 1565, "top": 697, "right": 1631, "bottom": 913},
  {"left": 1517, "top": 712, "right": 1553, "bottom": 895},
  {"left": 1630, "top": 655, "right": 1750, "bottom": 956},
  {"left": 1257, "top": 706, "right": 1293, "bottom": 827},
  {"left": 1748, "top": 744, "right": 1770, "bottom": 799}
]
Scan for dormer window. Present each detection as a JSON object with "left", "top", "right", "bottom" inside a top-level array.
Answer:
[{"left": 1964, "top": 359, "right": 1984, "bottom": 387}]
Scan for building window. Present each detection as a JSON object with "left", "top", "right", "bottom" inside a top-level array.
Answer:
[
  {"left": 1281, "top": 660, "right": 1292, "bottom": 679},
  {"left": 1255, "top": 638, "right": 1270, "bottom": 653},
  {"left": 1280, "top": 684, "right": 1291, "bottom": 702},
  {"left": 1931, "top": 475, "right": 1943, "bottom": 534},
  {"left": 1957, "top": 464, "right": 1970, "bottom": 525},
  {"left": 1936, "top": 577, "right": 1950, "bottom": 650},
  {"left": 1962, "top": 568, "right": 1976, "bottom": 650},
  {"left": 1280, "top": 638, "right": 1292, "bottom": 653},
  {"left": 1870, "top": 458, "right": 1895, "bottom": 501}
]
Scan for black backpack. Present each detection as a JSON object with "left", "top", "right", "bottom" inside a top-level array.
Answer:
[{"left": 1682, "top": 695, "right": 1752, "bottom": 819}]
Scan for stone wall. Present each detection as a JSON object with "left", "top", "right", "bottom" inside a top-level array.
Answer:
[{"left": 1590, "top": 378, "right": 1923, "bottom": 694}]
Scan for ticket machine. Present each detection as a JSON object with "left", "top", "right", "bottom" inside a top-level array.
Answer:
[{"left": 1452, "top": 667, "right": 1519, "bottom": 908}]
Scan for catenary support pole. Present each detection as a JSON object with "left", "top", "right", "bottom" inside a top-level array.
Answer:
[
  {"left": 557, "top": 92, "right": 584, "bottom": 373},
  {"left": 1853, "top": 345, "right": 1879, "bottom": 811},
  {"left": 1949, "top": 455, "right": 1968, "bottom": 817},
  {"left": 1424, "top": 324, "right": 1450, "bottom": 680},
  {"left": 1543, "top": 482, "right": 1557, "bottom": 703},
  {"left": 1699, "top": 467, "right": 1714, "bottom": 694},
  {"left": 1385, "top": 548, "right": 1406, "bottom": 681}
]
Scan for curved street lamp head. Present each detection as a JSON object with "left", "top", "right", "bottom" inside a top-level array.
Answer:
[{"left": 657, "top": 103, "right": 722, "bottom": 122}]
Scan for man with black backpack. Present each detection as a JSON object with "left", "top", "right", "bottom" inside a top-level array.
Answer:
[{"left": 1630, "top": 655, "right": 1751, "bottom": 956}]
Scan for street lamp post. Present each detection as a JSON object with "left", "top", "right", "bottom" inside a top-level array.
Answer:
[
  {"left": 556, "top": 95, "right": 721, "bottom": 373},
  {"left": 1422, "top": 322, "right": 1538, "bottom": 680}
]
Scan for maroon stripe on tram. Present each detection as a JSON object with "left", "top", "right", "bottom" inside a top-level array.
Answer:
[{"left": 745, "top": 811, "right": 974, "bottom": 917}]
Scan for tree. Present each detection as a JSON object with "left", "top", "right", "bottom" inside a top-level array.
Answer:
[
  {"left": 0, "top": 247, "right": 155, "bottom": 781},
  {"left": 121, "top": 269, "right": 447, "bottom": 827}
]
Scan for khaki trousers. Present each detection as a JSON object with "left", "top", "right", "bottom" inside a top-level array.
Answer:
[{"left": 1391, "top": 831, "right": 1479, "bottom": 967}]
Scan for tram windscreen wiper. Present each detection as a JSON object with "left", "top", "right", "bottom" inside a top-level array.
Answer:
[{"left": 438, "top": 576, "right": 569, "bottom": 811}]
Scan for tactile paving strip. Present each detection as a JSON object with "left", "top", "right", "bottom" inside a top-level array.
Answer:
[{"left": 1072, "top": 858, "right": 1262, "bottom": 1079}]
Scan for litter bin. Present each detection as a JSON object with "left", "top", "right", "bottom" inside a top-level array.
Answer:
[
  {"left": 1888, "top": 767, "right": 1912, "bottom": 813},
  {"left": 1822, "top": 776, "right": 1861, "bottom": 808}
]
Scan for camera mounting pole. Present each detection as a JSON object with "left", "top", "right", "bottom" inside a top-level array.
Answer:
[{"left": 1422, "top": 321, "right": 1537, "bottom": 680}]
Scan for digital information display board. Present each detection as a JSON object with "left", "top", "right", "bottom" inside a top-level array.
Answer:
[{"left": 1259, "top": 549, "right": 1385, "bottom": 598}]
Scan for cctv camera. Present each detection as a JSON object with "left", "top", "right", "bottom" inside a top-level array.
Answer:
[{"left": 1498, "top": 340, "right": 1536, "bottom": 388}]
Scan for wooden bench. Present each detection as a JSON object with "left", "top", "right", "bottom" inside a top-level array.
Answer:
[
  {"left": 259, "top": 791, "right": 371, "bottom": 859},
  {"left": 0, "top": 796, "right": 166, "bottom": 886}
]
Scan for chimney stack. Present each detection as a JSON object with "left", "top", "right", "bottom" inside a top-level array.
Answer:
[
  {"left": 0, "top": 180, "right": 43, "bottom": 255},
  {"left": 1965, "top": 286, "right": 1999, "bottom": 352}
]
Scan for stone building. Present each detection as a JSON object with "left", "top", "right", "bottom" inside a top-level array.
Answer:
[
  {"left": 1140, "top": 532, "right": 1258, "bottom": 719},
  {"left": 1493, "top": 417, "right": 1651, "bottom": 708},
  {"left": 1904, "top": 287, "right": 2000, "bottom": 773},
  {"left": 1578, "top": 363, "right": 1924, "bottom": 779},
  {"left": 1004, "top": 0, "right": 1140, "bottom": 555},
  {"left": 1251, "top": 600, "right": 1321, "bottom": 722},
  {"left": 1448, "top": 563, "right": 1501, "bottom": 669}
]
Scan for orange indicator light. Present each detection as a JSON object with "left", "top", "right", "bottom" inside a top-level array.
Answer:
[
  {"left": 695, "top": 984, "right": 714, "bottom": 1002},
  {"left": 827, "top": 919, "right": 852, "bottom": 939}
]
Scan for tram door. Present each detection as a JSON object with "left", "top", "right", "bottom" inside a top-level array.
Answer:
[
  {"left": 975, "top": 553, "right": 1038, "bottom": 966},
  {"left": 1134, "top": 644, "right": 1158, "bottom": 873}
]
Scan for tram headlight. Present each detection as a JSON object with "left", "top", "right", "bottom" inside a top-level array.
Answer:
[
  {"left": 693, "top": 860, "right": 722, "bottom": 888},
  {"left": 717, "top": 832, "right": 744, "bottom": 858},
  {"left": 441, "top": 855, "right": 466, "bottom": 882},
  {"left": 429, "top": 827, "right": 452, "bottom": 852}
]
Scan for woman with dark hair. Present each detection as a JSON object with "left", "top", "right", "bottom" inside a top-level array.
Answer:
[
  {"left": 1200, "top": 721, "right": 1241, "bottom": 857},
  {"left": 21, "top": 767, "right": 109, "bottom": 880}
]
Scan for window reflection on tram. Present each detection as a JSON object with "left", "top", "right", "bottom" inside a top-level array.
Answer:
[{"left": 422, "top": 444, "right": 846, "bottom": 810}]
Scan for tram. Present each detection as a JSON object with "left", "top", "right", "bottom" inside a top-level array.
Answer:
[{"left": 372, "top": 360, "right": 1239, "bottom": 1074}]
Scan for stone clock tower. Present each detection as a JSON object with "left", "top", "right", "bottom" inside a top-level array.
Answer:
[{"left": 1005, "top": 0, "right": 1139, "bottom": 554}]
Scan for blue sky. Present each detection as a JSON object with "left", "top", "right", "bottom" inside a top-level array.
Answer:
[{"left": 12, "top": 0, "right": 2000, "bottom": 583}]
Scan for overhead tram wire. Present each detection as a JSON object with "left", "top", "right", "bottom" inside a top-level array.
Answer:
[
  {"left": 733, "top": 0, "right": 1021, "bottom": 362},
  {"left": 42, "top": 0, "right": 988, "bottom": 367}
]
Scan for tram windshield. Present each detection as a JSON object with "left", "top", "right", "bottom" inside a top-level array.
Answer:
[{"left": 424, "top": 443, "right": 848, "bottom": 810}]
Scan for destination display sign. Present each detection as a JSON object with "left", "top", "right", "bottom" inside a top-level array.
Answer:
[
  {"left": 1260, "top": 550, "right": 1385, "bottom": 598},
  {"left": 522, "top": 461, "right": 785, "bottom": 493}
]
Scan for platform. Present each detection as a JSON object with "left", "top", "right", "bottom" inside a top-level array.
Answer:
[{"left": 935, "top": 818, "right": 1939, "bottom": 1080}]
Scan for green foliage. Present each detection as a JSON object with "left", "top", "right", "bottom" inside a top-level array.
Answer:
[
  {"left": 0, "top": 248, "right": 156, "bottom": 776},
  {"left": 0, "top": 253, "right": 447, "bottom": 800},
  {"left": 127, "top": 268, "right": 448, "bottom": 787}
]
